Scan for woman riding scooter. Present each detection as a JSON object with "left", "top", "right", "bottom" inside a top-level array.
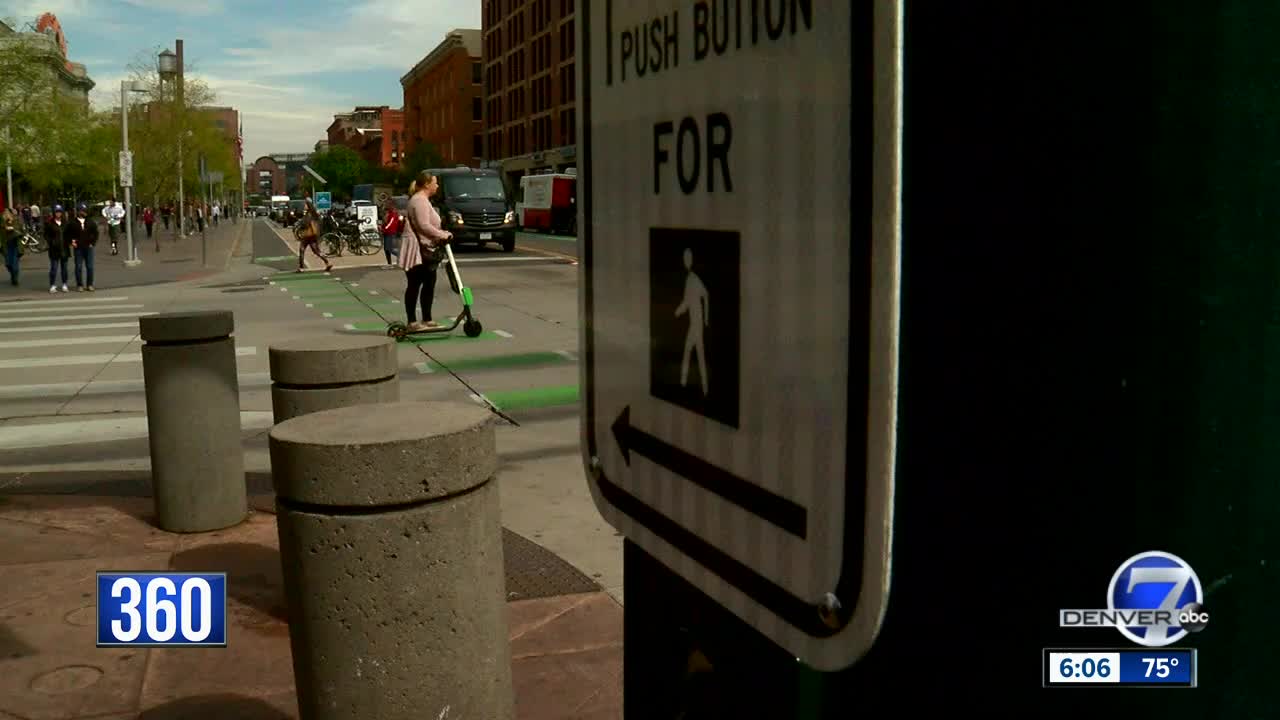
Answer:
[{"left": 398, "top": 171, "right": 452, "bottom": 331}]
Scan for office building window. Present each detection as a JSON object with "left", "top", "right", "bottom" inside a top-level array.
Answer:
[
  {"left": 472, "top": 61, "right": 482, "bottom": 84},
  {"left": 473, "top": 134, "right": 482, "bottom": 158},
  {"left": 473, "top": 97, "right": 482, "bottom": 121}
]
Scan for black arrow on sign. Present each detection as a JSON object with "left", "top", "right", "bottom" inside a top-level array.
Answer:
[{"left": 612, "top": 406, "right": 808, "bottom": 539}]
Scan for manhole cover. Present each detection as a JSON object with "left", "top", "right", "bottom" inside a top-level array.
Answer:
[{"left": 30, "top": 665, "right": 103, "bottom": 694}]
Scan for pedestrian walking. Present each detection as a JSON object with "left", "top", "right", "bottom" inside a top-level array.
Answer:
[
  {"left": 103, "top": 197, "right": 124, "bottom": 255},
  {"left": 27, "top": 202, "right": 39, "bottom": 233},
  {"left": 399, "top": 171, "right": 453, "bottom": 330},
  {"left": 211, "top": 202, "right": 220, "bottom": 227},
  {"left": 143, "top": 206, "right": 156, "bottom": 250},
  {"left": 160, "top": 204, "right": 171, "bottom": 230},
  {"left": 296, "top": 198, "right": 332, "bottom": 273},
  {"left": 2, "top": 209, "right": 21, "bottom": 286},
  {"left": 379, "top": 198, "right": 402, "bottom": 268},
  {"left": 69, "top": 203, "right": 99, "bottom": 292},
  {"left": 195, "top": 203, "right": 204, "bottom": 232},
  {"left": 44, "top": 205, "right": 70, "bottom": 292}
]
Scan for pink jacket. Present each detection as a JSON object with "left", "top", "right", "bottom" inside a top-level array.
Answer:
[{"left": 398, "top": 193, "right": 449, "bottom": 271}]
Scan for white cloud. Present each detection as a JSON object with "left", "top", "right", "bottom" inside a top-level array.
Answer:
[
  {"left": 211, "top": 0, "right": 480, "bottom": 77},
  {"left": 119, "top": 0, "right": 226, "bottom": 15}
]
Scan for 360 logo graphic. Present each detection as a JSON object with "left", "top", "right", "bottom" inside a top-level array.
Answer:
[
  {"left": 1058, "top": 551, "right": 1208, "bottom": 648},
  {"left": 97, "top": 572, "right": 227, "bottom": 647}
]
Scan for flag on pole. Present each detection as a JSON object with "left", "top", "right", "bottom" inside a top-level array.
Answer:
[{"left": 236, "top": 115, "right": 244, "bottom": 165}]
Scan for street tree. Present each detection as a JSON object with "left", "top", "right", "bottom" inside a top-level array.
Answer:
[
  {"left": 308, "top": 146, "right": 368, "bottom": 200},
  {"left": 395, "top": 142, "right": 444, "bottom": 187},
  {"left": 121, "top": 48, "right": 238, "bottom": 207},
  {"left": 0, "top": 17, "right": 102, "bottom": 199}
]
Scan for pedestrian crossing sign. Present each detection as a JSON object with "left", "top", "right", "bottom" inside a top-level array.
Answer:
[{"left": 578, "top": 0, "right": 904, "bottom": 671}]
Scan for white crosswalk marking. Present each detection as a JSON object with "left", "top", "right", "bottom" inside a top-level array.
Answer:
[
  {"left": 0, "top": 335, "right": 139, "bottom": 349},
  {"left": 0, "top": 311, "right": 157, "bottom": 324},
  {"left": 0, "top": 321, "right": 140, "bottom": 334},
  {"left": 0, "top": 411, "right": 275, "bottom": 450},
  {"left": 0, "top": 346, "right": 256, "bottom": 370},
  {"left": 0, "top": 296, "right": 133, "bottom": 309},
  {"left": 0, "top": 303, "right": 143, "bottom": 316}
]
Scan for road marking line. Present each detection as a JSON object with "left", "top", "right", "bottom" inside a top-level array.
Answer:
[
  {"left": 0, "top": 335, "right": 139, "bottom": 350},
  {"left": 343, "top": 324, "right": 356, "bottom": 330},
  {"left": 0, "top": 321, "right": 139, "bottom": 335},
  {"left": 0, "top": 372, "right": 273, "bottom": 400},
  {"left": 455, "top": 256, "right": 567, "bottom": 263},
  {"left": 0, "top": 346, "right": 256, "bottom": 370},
  {"left": 415, "top": 361, "right": 434, "bottom": 374},
  {"left": 0, "top": 311, "right": 157, "bottom": 325},
  {"left": 0, "top": 296, "right": 132, "bottom": 309},
  {"left": 556, "top": 350, "right": 578, "bottom": 361},
  {"left": 305, "top": 303, "right": 313, "bottom": 308},
  {"left": 0, "top": 301, "right": 144, "bottom": 315},
  {"left": 323, "top": 312, "right": 333, "bottom": 318},
  {"left": 494, "top": 330, "right": 513, "bottom": 338},
  {"left": 369, "top": 290, "right": 379, "bottom": 295},
  {"left": 0, "top": 411, "right": 275, "bottom": 450}
]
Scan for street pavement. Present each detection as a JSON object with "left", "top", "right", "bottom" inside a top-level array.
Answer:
[{"left": 0, "top": 218, "right": 620, "bottom": 719}]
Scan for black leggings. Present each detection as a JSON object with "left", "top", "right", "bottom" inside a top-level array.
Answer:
[{"left": 405, "top": 261, "right": 439, "bottom": 323}]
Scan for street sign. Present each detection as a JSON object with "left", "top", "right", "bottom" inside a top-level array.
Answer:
[
  {"left": 314, "top": 192, "right": 332, "bottom": 211},
  {"left": 118, "top": 151, "right": 133, "bottom": 188},
  {"left": 579, "top": 0, "right": 902, "bottom": 671}
]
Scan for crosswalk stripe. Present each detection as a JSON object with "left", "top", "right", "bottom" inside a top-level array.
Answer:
[
  {"left": 0, "top": 303, "right": 143, "bottom": 316},
  {"left": 0, "top": 335, "right": 139, "bottom": 350},
  {"left": 0, "top": 296, "right": 132, "bottom": 309},
  {"left": 0, "top": 321, "right": 139, "bottom": 335},
  {"left": 0, "top": 372, "right": 272, "bottom": 400},
  {"left": 0, "top": 311, "right": 156, "bottom": 325},
  {"left": 0, "top": 346, "right": 256, "bottom": 369},
  {"left": 0, "top": 411, "right": 276, "bottom": 450}
]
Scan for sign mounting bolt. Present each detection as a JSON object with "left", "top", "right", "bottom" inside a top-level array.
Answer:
[
  {"left": 817, "top": 592, "right": 843, "bottom": 629},
  {"left": 588, "top": 455, "right": 602, "bottom": 479}
]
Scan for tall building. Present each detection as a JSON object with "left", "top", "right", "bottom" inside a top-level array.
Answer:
[
  {"left": 482, "top": 0, "right": 577, "bottom": 185},
  {"left": 325, "top": 105, "right": 405, "bottom": 168},
  {"left": 0, "top": 14, "right": 95, "bottom": 102},
  {"left": 401, "top": 29, "right": 483, "bottom": 168}
]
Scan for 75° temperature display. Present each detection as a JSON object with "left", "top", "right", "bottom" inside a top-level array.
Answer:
[{"left": 1043, "top": 648, "right": 1196, "bottom": 687}]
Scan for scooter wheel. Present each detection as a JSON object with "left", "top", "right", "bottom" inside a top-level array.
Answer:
[
  {"left": 386, "top": 322, "right": 407, "bottom": 339},
  {"left": 463, "top": 318, "right": 483, "bottom": 337}
]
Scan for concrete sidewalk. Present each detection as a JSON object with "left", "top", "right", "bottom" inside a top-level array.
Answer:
[
  {"left": 3, "top": 219, "right": 248, "bottom": 296},
  {"left": 0, "top": 493, "right": 622, "bottom": 720}
]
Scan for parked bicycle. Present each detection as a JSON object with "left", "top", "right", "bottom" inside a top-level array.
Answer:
[
  {"left": 19, "top": 230, "right": 43, "bottom": 254},
  {"left": 321, "top": 216, "right": 380, "bottom": 257}
]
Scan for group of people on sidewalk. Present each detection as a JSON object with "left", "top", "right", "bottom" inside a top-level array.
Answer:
[{"left": 1, "top": 203, "right": 103, "bottom": 292}]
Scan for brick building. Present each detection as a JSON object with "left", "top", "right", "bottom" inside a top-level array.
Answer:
[
  {"left": 325, "top": 106, "right": 405, "bottom": 168},
  {"left": 401, "top": 29, "right": 484, "bottom": 168},
  {"left": 248, "top": 153, "right": 311, "bottom": 197},
  {"left": 481, "top": 0, "right": 577, "bottom": 186}
]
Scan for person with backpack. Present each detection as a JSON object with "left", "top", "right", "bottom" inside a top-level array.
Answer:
[{"left": 379, "top": 198, "right": 402, "bottom": 268}]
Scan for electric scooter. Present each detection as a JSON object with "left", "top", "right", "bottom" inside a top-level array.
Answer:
[{"left": 386, "top": 243, "right": 484, "bottom": 340}]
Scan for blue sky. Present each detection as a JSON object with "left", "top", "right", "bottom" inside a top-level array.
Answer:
[{"left": 7, "top": 0, "right": 480, "bottom": 163}]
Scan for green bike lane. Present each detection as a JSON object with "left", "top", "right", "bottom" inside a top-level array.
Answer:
[{"left": 258, "top": 263, "right": 583, "bottom": 418}]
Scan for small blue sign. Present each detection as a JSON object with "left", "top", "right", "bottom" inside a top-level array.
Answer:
[
  {"left": 97, "top": 572, "right": 228, "bottom": 647},
  {"left": 314, "top": 192, "right": 332, "bottom": 211}
]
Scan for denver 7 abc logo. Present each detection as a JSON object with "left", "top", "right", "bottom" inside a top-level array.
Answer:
[{"left": 1059, "top": 551, "right": 1209, "bottom": 647}]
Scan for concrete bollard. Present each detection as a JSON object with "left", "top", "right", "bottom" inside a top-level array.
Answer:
[
  {"left": 140, "top": 310, "right": 248, "bottom": 532},
  {"left": 268, "top": 336, "right": 399, "bottom": 423},
  {"left": 269, "top": 401, "right": 513, "bottom": 720}
]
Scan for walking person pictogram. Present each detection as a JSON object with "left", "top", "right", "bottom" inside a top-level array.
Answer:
[
  {"left": 649, "top": 227, "right": 740, "bottom": 428},
  {"left": 675, "top": 248, "right": 710, "bottom": 396}
]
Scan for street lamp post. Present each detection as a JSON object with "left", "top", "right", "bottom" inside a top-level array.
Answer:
[
  {"left": 121, "top": 79, "right": 147, "bottom": 267},
  {"left": 158, "top": 43, "right": 184, "bottom": 238}
]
